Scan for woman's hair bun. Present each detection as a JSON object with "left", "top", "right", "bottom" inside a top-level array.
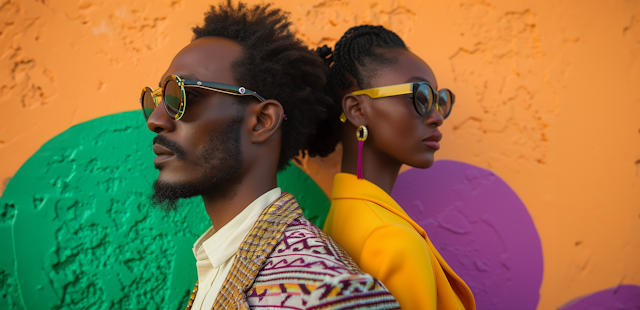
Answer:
[{"left": 316, "top": 45, "right": 333, "bottom": 59}]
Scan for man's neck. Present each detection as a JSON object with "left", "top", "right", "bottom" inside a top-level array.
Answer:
[{"left": 201, "top": 176, "right": 278, "bottom": 231}]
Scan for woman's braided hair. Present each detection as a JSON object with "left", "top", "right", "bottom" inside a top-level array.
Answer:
[{"left": 306, "top": 25, "right": 408, "bottom": 157}]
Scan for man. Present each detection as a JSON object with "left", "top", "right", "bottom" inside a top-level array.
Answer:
[{"left": 139, "top": 1, "right": 400, "bottom": 309}]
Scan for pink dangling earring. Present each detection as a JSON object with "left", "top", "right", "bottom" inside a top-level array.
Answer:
[{"left": 356, "top": 125, "right": 368, "bottom": 179}]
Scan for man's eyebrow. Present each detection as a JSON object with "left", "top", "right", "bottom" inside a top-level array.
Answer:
[
  {"left": 157, "top": 74, "right": 201, "bottom": 88},
  {"left": 180, "top": 74, "right": 200, "bottom": 81}
]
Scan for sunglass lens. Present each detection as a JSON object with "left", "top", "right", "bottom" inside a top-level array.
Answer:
[
  {"left": 438, "top": 89, "right": 454, "bottom": 119},
  {"left": 414, "top": 84, "right": 434, "bottom": 116},
  {"left": 141, "top": 87, "right": 156, "bottom": 120},
  {"left": 163, "top": 77, "right": 182, "bottom": 118}
]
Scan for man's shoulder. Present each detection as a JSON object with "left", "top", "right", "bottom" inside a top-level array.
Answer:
[
  {"left": 271, "top": 216, "right": 361, "bottom": 273},
  {"left": 245, "top": 216, "right": 400, "bottom": 309}
]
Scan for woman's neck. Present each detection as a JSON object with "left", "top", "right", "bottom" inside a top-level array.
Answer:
[{"left": 340, "top": 134, "right": 402, "bottom": 194}]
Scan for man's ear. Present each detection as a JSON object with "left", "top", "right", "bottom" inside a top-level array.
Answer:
[
  {"left": 246, "top": 99, "right": 284, "bottom": 144},
  {"left": 342, "top": 94, "right": 368, "bottom": 127}
]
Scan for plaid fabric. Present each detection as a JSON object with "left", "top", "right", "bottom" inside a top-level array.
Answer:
[{"left": 185, "top": 193, "right": 400, "bottom": 310}]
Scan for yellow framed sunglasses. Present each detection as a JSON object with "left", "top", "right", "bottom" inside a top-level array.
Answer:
[
  {"left": 340, "top": 82, "right": 455, "bottom": 122},
  {"left": 140, "top": 75, "right": 265, "bottom": 121}
]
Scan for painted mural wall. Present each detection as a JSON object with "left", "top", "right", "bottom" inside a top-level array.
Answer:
[{"left": 1, "top": 0, "right": 639, "bottom": 309}]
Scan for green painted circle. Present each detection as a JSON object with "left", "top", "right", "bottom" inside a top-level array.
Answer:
[{"left": 0, "top": 111, "right": 329, "bottom": 309}]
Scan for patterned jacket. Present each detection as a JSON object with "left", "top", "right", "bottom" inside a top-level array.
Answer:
[{"left": 185, "top": 193, "right": 400, "bottom": 310}]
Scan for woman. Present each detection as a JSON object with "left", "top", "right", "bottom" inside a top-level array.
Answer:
[{"left": 309, "top": 25, "right": 476, "bottom": 310}]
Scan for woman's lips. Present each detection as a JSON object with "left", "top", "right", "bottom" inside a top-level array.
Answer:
[
  {"left": 423, "top": 141, "right": 440, "bottom": 150},
  {"left": 423, "top": 131, "right": 442, "bottom": 150}
]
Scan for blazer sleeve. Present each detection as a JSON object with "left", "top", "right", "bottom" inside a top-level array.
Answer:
[
  {"left": 307, "top": 273, "right": 401, "bottom": 310},
  {"left": 252, "top": 272, "right": 401, "bottom": 309},
  {"left": 360, "top": 224, "right": 438, "bottom": 310}
]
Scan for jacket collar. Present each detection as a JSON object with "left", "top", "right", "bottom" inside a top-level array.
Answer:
[
  {"left": 212, "top": 192, "right": 302, "bottom": 309},
  {"left": 332, "top": 173, "right": 428, "bottom": 240}
]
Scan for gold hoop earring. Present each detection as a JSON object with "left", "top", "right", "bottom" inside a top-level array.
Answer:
[{"left": 356, "top": 125, "right": 368, "bottom": 141}]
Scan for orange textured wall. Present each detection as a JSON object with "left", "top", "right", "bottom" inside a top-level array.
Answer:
[{"left": 1, "top": 0, "right": 639, "bottom": 309}]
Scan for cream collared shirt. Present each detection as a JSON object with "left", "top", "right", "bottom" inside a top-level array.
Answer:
[{"left": 190, "top": 188, "right": 282, "bottom": 310}]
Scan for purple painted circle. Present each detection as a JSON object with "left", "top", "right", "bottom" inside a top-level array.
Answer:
[
  {"left": 559, "top": 285, "right": 640, "bottom": 310},
  {"left": 391, "top": 160, "right": 543, "bottom": 310}
]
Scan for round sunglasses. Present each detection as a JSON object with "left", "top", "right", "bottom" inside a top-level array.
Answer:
[
  {"left": 140, "top": 75, "right": 265, "bottom": 121},
  {"left": 341, "top": 82, "right": 455, "bottom": 122}
]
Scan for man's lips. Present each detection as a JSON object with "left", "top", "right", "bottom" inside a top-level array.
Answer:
[
  {"left": 423, "top": 131, "right": 442, "bottom": 150},
  {"left": 153, "top": 144, "right": 175, "bottom": 165}
]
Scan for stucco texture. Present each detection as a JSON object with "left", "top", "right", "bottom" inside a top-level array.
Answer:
[
  {"left": 0, "top": 111, "right": 330, "bottom": 309},
  {"left": 1, "top": 0, "right": 639, "bottom": 309}
]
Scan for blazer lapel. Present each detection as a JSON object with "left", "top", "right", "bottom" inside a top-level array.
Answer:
[{"left": 211, "top": 193, "right": 302, "bottom": 309}]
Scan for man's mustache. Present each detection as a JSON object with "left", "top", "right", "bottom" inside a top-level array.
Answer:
[{"left": 153, "top": 135, "right": 186, "bottom": 160}]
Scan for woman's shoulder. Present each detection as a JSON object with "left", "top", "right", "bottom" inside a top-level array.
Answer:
[
  {"left": 332, "top": 198, "right": 414, "bottom": 228},
  {"left": 326, "top": 198, "right": 421, "bottom": 260}
]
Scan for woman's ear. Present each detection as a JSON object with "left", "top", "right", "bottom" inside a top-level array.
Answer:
[
  {"left": 342, "top": 94, "right": 368, "bottom": 127},
  {"left": 247, "top": 99, "right": 284, "bottom": 144}
]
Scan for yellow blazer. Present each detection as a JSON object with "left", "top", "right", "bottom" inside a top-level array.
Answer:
[{"left": 323, "top": 173, "right": 476, "bottom": 310}]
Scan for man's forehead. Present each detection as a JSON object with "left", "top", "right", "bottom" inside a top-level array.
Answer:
[{"left": 160, "top": 37, "right": 242, "bottom": 85}]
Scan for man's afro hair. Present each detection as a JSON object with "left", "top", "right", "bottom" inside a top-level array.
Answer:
[{"left": 192, "top": 0, "right": 333, "bottom": 171}]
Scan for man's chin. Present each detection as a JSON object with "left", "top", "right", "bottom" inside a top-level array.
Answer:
[
  {"left": 149, "top": 180, "right": 203, "bottom": 212},
  {"left": 155, "top": 164, "right": 186, "bottom": 180}
]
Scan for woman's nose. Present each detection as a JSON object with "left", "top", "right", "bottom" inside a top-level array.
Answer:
[{"left": 426, "top": 105, "right": 444, "bottom": 127}]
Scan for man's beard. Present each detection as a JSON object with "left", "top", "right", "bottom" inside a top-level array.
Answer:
[{"left": 150, "top": 117, "right": 244, "bottom": 212}]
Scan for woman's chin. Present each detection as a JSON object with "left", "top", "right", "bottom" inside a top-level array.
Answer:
[{"left": 405, "top": 157, "right": 435, "bottom": 170}]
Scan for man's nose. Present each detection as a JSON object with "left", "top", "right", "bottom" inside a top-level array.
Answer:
[{"left": 147, "top": 101, "right": 176, "bottom": 133}]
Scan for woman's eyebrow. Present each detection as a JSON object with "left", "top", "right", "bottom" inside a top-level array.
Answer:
[
  {"left": 406, "top": 76, "right": 438, "bottom": 89},
  {"left": 406, "top": 76, "right": 428, "bottom": 83}
]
